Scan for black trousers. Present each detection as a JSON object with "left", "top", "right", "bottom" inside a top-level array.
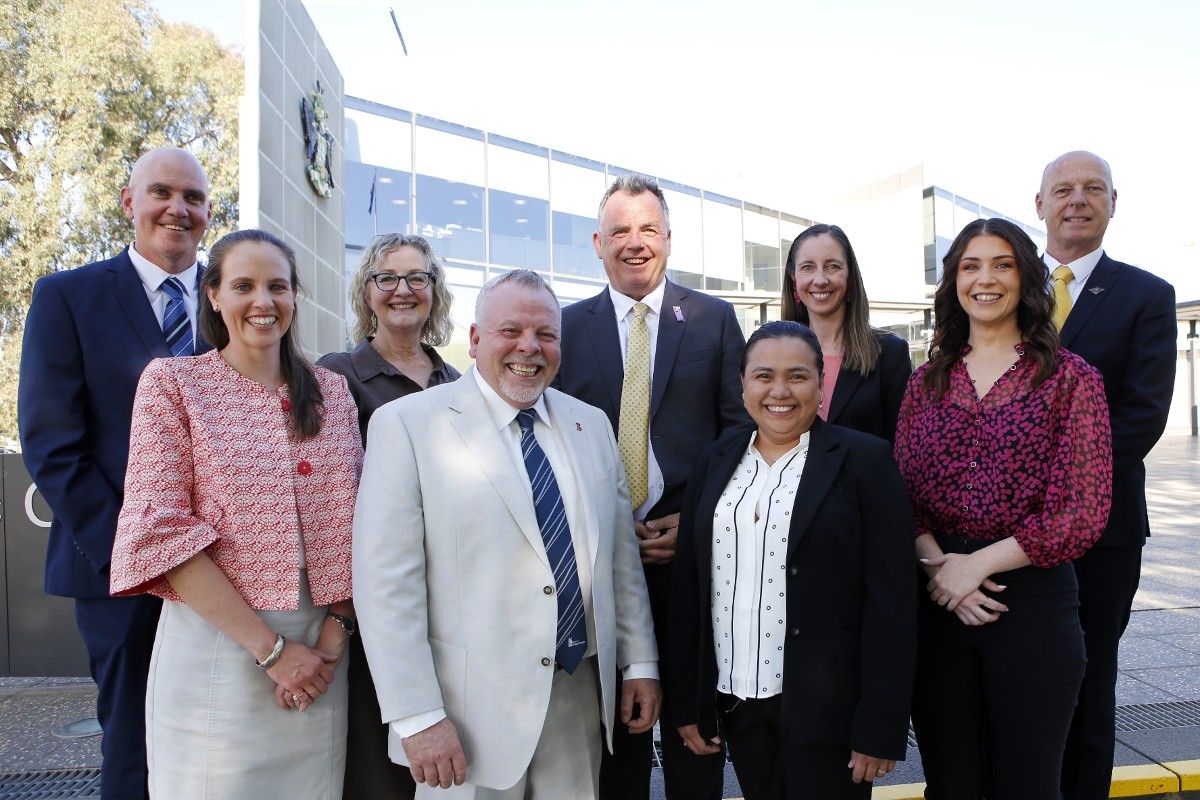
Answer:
[
  {"left": 599, "top": 564, "right": 725, "bottom": 800},
  {"left": 718, "top": 693, "right": 869, "bottom": 800},
  {"left": 75, "top": 594, "right": 161, "bottom": 800},
  {"left": 913, "top": 539, "right": 1086, "bottom": 800},
  {"left": 1061, "top": 546, "right": 1142, "bottom": 800},
  {"left": 344, "top": 634, "right": 417, "bottom": 799}
]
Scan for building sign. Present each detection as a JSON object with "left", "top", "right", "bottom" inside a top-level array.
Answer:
[{"left": 300, "top": 81, "right": 336, "bottom": 198}]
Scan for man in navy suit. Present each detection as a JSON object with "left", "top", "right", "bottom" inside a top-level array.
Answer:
[
  {"left": 19, "top": 147, "right": 213, "bottom": 799},
  {"left": 1036, "top": 151, "right": 1177, "bottom": 800},
  {"left": 555, "top": 174, "right": 747, "bottom": 800}
]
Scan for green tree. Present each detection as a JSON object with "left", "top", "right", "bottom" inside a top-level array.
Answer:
[{"left": 0, "top": 0, "right": 242, "bottom": 446}]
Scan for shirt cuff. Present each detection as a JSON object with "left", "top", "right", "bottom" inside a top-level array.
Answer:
[
  {"left": 390, "top": 708, "right": 447, "bottom": 740},
  {"left": 623, "top": 661, "right": 659, "bottom": 681}
]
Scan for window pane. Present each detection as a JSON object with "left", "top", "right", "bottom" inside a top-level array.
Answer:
[
  {"left": 415, "top": 174, "right": 484, "bottom": 262},
  {"left": 552, "top": 210, "right": 603, "bottom": 278},
  {"left": 489, "top": 188, "right": 549, "bottom": 269},
  {"left": 664, "top": 189, "right": 702, "bottom": 279},
  {"left": 703, "top": 198, "right": 743, "bottom": 285},
  {"left": 346, "top": 110, "right": 412, "bottom": 171}
]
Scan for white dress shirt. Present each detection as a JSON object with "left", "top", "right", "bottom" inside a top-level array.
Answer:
[
  {"left": 608, "top": 280, "right": 667, "bottom": 521},
  {"left": 711, "top": 432, "right": 810, "bottom": 700},
  {"left": 1043, "top": 246, "right": 1104, "bottom": 305},
  {"left": 392, "top": 370, "right": 655, "bottom": 739},
  {"left": 128, "top": 244, "right": 200, "bottom": 341}
]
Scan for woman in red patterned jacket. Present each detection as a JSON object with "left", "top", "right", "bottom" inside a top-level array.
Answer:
[
  {"left": 894, "top": 218, "right": 1112, "bottom": 800},
  {"left": 110, "top": 229, "right": 363, "bottom": 799}
]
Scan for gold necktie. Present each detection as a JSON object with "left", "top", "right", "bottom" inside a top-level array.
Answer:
[
  {"left": 1051, "top": 265, "right": 1074, "bottom": 330},
  {"left": 618, "top": 303, "right": 651, "bottom": 509}
]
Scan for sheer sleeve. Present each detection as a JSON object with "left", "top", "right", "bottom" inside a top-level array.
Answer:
[
  {"left": 1012, "top": 356, "right": 1113, "bottom": 567},
  {"left": 110, "top": 359, "right": 219, "bottom": 599}
]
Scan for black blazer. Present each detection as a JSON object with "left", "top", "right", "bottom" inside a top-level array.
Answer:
[
  {"left": 555, "top": 279, "right": 749, "bottom": 520},
  {"left": 1059, "top": 254, "right": 1176, "bottom": 548},
  {"left": 18, "top": 249, "right": 212, "bottom": 597},
  {"left": 826, "top": 332, "right": 911, "bottom": 442},
  {"left": 669, "top": 419, "right": 917, "bottom": 760}
]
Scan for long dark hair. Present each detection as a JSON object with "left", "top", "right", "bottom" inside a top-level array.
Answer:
[
  {"left": 200, "top": 229, "right": 325, "bottom": 439},
  {"left": 782, "top": 224, "right": 880, "bottom": 376},
  {"left": 923, "top": 218, "right": 1058, "bottom": 397}
]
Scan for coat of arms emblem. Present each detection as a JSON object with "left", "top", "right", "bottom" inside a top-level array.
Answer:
[{"left": 300, "top": 81, "right": 336, "bottom": 198}]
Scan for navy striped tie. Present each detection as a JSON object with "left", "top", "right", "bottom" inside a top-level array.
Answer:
[
  {"left": 516, "top": 409, "right": 587, "bottom": 674},
  {"left": 160, "top": 277, "right": 194, "bottom": 357}
]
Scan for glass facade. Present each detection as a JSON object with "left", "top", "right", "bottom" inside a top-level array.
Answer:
[{"left": 923, "top": 186, "right": 1047, "bottom": 285}]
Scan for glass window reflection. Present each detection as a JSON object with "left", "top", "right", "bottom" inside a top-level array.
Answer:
[
  {"left": 415, "top": 174, "right": 485, "bottom": 262},
  {"left": 490, "top": 188, "right": 549, "bottom": 269}
]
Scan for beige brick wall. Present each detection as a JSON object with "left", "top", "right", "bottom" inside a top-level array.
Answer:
[{"left": 242, "top": 0, "right": 346, "bottom": 358}]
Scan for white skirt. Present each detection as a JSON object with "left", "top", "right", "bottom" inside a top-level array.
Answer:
[{"left": 146, "top": 572, "right": 348, "bottom": 799}]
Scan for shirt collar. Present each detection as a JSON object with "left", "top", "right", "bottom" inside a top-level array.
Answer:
[
  {"left": 128, "top": 243, "right": 200, "bottom": 295},
  {"left": 471, "top": 365, "right": 551, "bottom": 432},
  {"left": 1043, "top": 246, "right": 1103, "bottom": 287},
  {"left": 747, "top": 429, "right": 811, "bottom": 462},
  {"left": 350, "top": 338, "right": 448, "bottom": 382},
  {"left": 608, "top": 278, "right": 666, "bottom": 321}
]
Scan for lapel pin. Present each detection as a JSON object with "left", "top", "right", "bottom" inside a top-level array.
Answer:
[
  {"left": 1089, "top": 287, "right": 1106, "bottom": 295},
  {"left": 575, "top": 422, "right": 582, "bottom": 431},
  {"left": 673, "top": 305, "right": 685, "bottom": 322}
]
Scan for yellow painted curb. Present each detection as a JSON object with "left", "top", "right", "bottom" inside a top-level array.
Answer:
[
  {"left": 1108, "top": 763, "right": 1180, "bottom": 797},
  {"left": 870, "top": 784, "right": 925, "bottom": 800},
  {"left": 1163, "top": 759, "right": 1200, "bottom": 791}
]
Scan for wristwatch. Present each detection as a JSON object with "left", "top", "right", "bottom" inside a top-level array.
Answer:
[{"left": 326, "top": 611, "right": 357, "bottom": 636}]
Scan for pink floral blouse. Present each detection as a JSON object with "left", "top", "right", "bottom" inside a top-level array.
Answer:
[
  {"left": 894, "top": 346, "right": 1112, "bottom": 568},
  {"left": 110, "top": 349, "right": 363, "bottom": 609}
]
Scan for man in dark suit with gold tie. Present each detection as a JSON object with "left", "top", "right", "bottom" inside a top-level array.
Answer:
[
  {"left": 556, "top": 174, "right": 748, "bottom": 800},
  {"left": 1036, "top": 151, "right": 1177, "bottom": 800}
]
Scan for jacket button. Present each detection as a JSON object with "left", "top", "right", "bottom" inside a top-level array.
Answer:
[
  {"left": 541, "top": 657, "right": 552, "bottom": 667},
  {"left": 790, "top": 628, "right": 800, "bottom": 637},
  {"left": 543, "top": 585, "right": 554, "bottom": 595},
  {"left": 297, "top": 460, "right": 313, "bottom": 476},
  {"left": 789, "top": 567, "right": 798, "bottom": 576}
]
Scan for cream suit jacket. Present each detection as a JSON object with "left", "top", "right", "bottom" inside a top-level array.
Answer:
[{"left": 353, "top": 368, "right": 658, "bottom": 790}]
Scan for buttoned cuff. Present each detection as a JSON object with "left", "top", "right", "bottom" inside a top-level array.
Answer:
[
  {"left": 623, "top": 661, "right": 658, "bottom": 681},
  {"left": 391, "top": 708, "right": 447, "bottom": 740}
]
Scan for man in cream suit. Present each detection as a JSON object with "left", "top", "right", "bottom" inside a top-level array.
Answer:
[{"left": 354, "top": 269, "right": 661, "bottom": 799}]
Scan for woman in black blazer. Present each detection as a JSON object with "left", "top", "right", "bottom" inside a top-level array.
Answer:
[
  {"left": 783, "top": 224, "right": 911, "bottom": 441},
  {"left": 670, "top": 321, "right": 917, "bottom": 800}
]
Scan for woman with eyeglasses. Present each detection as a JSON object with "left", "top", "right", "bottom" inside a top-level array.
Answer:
[{"left": 317, "top": 233, "right": 459, "bottom": 800}]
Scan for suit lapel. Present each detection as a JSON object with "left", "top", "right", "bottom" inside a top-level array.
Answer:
[
  {"left": 785, "top": 419, "right": 844, "bottom": 563},
  {"left": 111, "top": 250, "right": 171, "bottom": 358},
  {"left": 448, "top": 372, "right": 548, "bottom": 568},
  {"left": 651, "top": 281, "right": 687, "bottom": 420},
  {"left": 582, "top": 291, "right": 624, "bottom": 418},
  {"left": 546, "top": 391, "right": 601, "bottom": 568},
  {"left": 1059, "top": 254, "right": 1118, "bottom": 348},
  {"left": 826, "top": 367, "right": 863, "bottom": 425}
]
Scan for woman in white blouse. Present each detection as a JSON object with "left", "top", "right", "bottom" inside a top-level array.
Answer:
[{"left": 668, "top": 320, "right": 917, "bottom": 800}]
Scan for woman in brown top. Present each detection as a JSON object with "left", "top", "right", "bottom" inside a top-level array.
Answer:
[{"left": 318, "top": 233, "right": 460, "bottom": 799}]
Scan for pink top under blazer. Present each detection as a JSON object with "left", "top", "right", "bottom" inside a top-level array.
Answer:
[{"left": 110, "top": 349, "right": 363, "bottom": 610}]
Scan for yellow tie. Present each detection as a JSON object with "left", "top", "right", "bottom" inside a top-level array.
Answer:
[
  {"left": 618, "top": 303, "right": 651, "bottom": 509},
  {"left": 1051, "top": 265, "right": 1074, "bottom": 330}
]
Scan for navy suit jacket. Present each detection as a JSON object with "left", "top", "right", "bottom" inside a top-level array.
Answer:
[
  {"left": 826, "top": 331, "right": 911, "bottom": 443},
  {"left": 1059, "top": 253, "right": 1175, "bottom": 548},
  {"left": 555, "top": 279, "right": 749, "bottom": 521},
  {"left": 669, "top": 419, "right": 917, "bottom": 760},
  {"left": 18, "top": 249, "right": 212, "bottom": 598}
]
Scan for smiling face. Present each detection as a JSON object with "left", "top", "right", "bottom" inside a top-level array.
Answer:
[
  {"left": 367, "top": 245, "right": 433, "bottom": 340},
  {"left": 121, "top": 148, "right": 213, "bottom": 273},
  {"left": 593, "top": 190, "right": 671, "bottom": 301},
  {"left": 955, "top": 234, "right": 1021, "bottom": 333},
  {"left": 469, "top": 281, "right": 562, "bottom": 408},
  {"left": 790, "top": 233, "right": 849, "bottom": 320},
  {"left": 206, "top": 240, "right": 295, "bottom": 358},
  {"left": 1036, "top": 151, "right": 1116, "bottom": 264},
  {"left": 742, "top": 335, "right": 822, "bottom": 450}
]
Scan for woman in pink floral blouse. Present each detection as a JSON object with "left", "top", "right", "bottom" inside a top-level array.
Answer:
[
  {"left": 110, "top": 229, "right": 363, "bottom": 799},
  {"left": 893, "top": 218, "right": 1112, "bottom": 800}
]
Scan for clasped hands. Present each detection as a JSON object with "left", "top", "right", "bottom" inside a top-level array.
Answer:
[
  {"left": 921, "top": 552, "right": 1009, "bottom": 627},
  {"left": 636, "top": 512, "right": 680, "bottom": 565},
  {"left": 267, "top": 634, "right": 346, "bottom": 712}
]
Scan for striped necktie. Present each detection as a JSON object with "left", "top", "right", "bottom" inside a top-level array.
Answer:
[
  {"left": 516, "top": 409, "right": 587, "bottom": 674},
  {"left": 160, "top": 276, "right": 194, "bottom": 357}
]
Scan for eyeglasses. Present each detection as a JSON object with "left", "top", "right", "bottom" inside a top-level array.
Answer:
[{"left": 368, "top": 271, "right": 433, "bottom": 291}]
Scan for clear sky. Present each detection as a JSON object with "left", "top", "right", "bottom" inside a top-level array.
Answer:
[{"left": 154, "top": 0, "right": 1200, "bottom": 300}]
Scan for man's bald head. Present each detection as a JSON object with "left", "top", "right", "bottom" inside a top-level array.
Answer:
[
  {"left": 120, "top": 147, "right": 213, "bottom": 273},
  {"left": 1036, "top": 150, "right": 1117, "bottom": 264}
]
